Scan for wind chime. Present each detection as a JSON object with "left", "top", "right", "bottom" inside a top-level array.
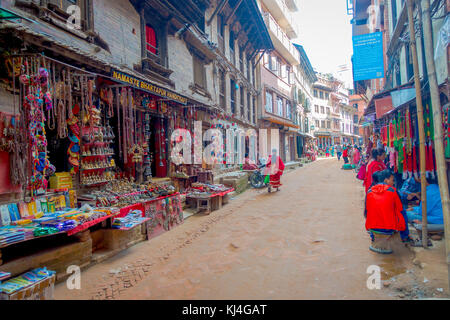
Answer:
[
  {"left": 143, "top": 111, "right": 152, "bottom": 181},
  {"left": 20, "top": 57, "right": 56, "bottom": 196},
  {"left": 7, "top": 56, "right": 27, "bottom": 188}
]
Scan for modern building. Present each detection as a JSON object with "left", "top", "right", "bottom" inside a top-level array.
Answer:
[
  {"left": 312, "top": 73, "right": 334, "bottom": 148},
  {"left": 257, "top": 0, "right": 301, "bottom": 162},
  {"left": 293, "top": 44, "right": 317, "bottom": 158}
]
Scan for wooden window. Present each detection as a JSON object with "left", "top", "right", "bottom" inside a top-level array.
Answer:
[
  {"left": 229, "top": 31, "right": 235, "bottom": 65},
  {"left": 320, "top": 106, "right": 325, "bottom": 114},
  {"left": 231, "top": 79, "right": 236, "bottom": 114},
  {"left": 319, "top": 91, "right": 324, "bottom": 99},
  {"left": 277, "top": 58, "right": 282, "bottom": 77},
  {"left": 286, "top": 101, "right": 291, "bottom": 120},
  {"left": 239, "top": 46, "right": 244, "bottom": 73},
  {"left": 253, "top": 97, "right": 256, "bottom": 123},
  {"left": 327, "top": 121, "right": 331, "bottom": 129},
  {"left": 240, "top": 87, "right": 244, "bottom": 118},
  {"left": 217, "top": 15, "right": 225, "bottom": 53},
  {"left": 277, "top": 97, "right": 283, "bottom": 117},
  {"left": 321, "top": 120, "right": 325, "bottom": 128},
  {"left": 219, "top": 69, "right": 226, "bottom": 110},
  {"left": 265, "top": 91, "right": 273, "bottom": 113},
  {"left": 315, "top": 105, "right": 319, "bottom": 113},
  {"left": 326, "top": 107, "right": 330, "bottom": 115},
  {"left": 193, "top": 55, "right": 206, "bottom": 89},
  {"left": 315, "top": 120, "right": 320, "bottom": 127},
  {"left": 247, "top": 93, "right": 251, "bottom": 121},
  {"left": 146, "top": 25, "right": 158, "bottom": 56},
  {"left": 247, "top": 56, "right": 251, "bottom": 80}
]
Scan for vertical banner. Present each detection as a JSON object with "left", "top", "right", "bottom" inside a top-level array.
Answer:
[{"left": 353, "top": 32, "right": 384, "bottom": 81}]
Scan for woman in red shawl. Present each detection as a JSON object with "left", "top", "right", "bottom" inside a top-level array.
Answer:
[
  {"left": 265, "top": 149, "right": 285, "bottom": 192},
  {"left": 364, "top": 148, "right": 387, "bottom": 194}
]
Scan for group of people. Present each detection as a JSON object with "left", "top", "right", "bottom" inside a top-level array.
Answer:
[
  {"left": 360, "top": 146, "right": 444, "bottom": 254},
  {"left": 332, "top": 143, "right": 362, "bottom": 166}
]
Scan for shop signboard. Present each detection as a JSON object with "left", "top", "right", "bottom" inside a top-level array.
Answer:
[
  {"left": 352, "top": 32, "right": 384, "bottom": 81},
  {"left": 374, "top": 96, "right": 393, "bottom": 119},
  {"left": 111, "top": 70, "right": 188, "bottom": 105}
]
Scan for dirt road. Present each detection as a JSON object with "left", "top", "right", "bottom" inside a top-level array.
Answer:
[{"left": 55, "top": 158, "right": 437, "bottom": 300}]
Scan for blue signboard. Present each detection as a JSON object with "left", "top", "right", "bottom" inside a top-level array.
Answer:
[{"left": 352, "top": 32, "right": 384, "bottom": 81}]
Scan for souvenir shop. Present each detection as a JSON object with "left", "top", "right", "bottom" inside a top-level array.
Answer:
[
  {"left": 374, "top": 97, "right": 437, "bottom": 184},
  {"left": 0, "top": 52, "right": 234, "bottom": 295}
]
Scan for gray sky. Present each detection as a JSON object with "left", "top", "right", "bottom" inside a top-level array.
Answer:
[{"left": 293, "top": 0, "right": 354, "bottom": 88}]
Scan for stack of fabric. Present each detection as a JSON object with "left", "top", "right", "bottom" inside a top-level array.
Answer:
[
  {"left": 0, "top": 230, "right": 25, "bottom": 246},
  {"left": 112, "top": 210, "right": 145, "bottom": 229},
  {"left": 0, "top": 268, "right": 55, "bottom": 294}
]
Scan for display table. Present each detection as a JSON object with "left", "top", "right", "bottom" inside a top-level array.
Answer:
[{"left": 186, "top": 188, "right": 234, "bottom": 214}]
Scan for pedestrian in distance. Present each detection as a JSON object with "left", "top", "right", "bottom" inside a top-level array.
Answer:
[
  {"left": 336, "top": 144, "right": 343, "bottom": 161},
  {"left": 342, "top": 145, "right": 349, "bottom": 164}
]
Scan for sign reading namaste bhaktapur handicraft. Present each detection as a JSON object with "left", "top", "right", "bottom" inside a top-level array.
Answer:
[{"left": 111, "top": 70, "right": 188, "bottom": 105}]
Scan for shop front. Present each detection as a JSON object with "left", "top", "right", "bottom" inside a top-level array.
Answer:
[{"left": 0, "top": 53, "right": 234, "bottom": 289}]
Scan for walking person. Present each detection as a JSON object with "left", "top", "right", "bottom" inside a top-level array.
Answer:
[
  {"left": 352, "top": 145, "right": 361, "bottom": 165},
  {"left": 342, "top": 145, "right": 349, "bottom": 164},
  {"left": 336, "top": 144, "right": 342, "bottom": 161}
]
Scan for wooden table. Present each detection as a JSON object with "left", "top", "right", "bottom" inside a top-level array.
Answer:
[{"left": 186, "top": 189, "right": 234, "bottom": 215}]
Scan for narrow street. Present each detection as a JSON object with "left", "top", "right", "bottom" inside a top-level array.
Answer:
[{"left": 55, "top": 159, "right": 423, "bottom": 300}]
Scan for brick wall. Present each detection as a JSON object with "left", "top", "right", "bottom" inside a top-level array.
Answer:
[
  {"left": 93, "top": 0, "right": 141, "bottom": 68},
  {"left": 168, "top": 36, "right": 215, "bottom": 107}
]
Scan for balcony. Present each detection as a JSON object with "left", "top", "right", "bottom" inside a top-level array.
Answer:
[
  {"left": 263, "top": 12, "right": 300, "bottom": 66},
  {"left": 261, "top": 0, "right": 299, "bottom": 38}
]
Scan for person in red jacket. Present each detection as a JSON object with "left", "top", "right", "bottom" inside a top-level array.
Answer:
[
  {"left": 342, "top": 145, "right": 349, "bottom": 164},
  {"left": 365, "top": 170, "right": 406, "bottom": 254},
  {"left": 364, "top": 148, "right": 387, "bottom": 194}
]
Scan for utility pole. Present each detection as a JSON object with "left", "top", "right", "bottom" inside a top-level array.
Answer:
[
  {"left": 421, "top": 0, "right": 450, "bottom": 290},
  {"left": 406, "top": 0, "right": 428, "bottom": 247}
]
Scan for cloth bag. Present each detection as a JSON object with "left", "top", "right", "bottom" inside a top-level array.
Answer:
[{"left": 357, "top": 165, "right": 366, "bottom": 180}]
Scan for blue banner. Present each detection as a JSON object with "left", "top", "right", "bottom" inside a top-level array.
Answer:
[{"left": 352, "top": 32, "right": 384, "bottom": 81}]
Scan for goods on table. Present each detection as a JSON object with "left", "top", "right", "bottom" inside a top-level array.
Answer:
[
  {"left": 112, "top": 210, "right": 148, "bottom": 230},
  {"left": 0, "top": 205, "right": 114, "bottom": 247},
  {"left": 0, "top": 272, "right": 11, "bottom": 281},
  {"left": 0, "top": 268, "right": 55, "bottom": 294},
  {"left": 188, "top": 183, "right": 230, "bottom": 196},
  {"left": 82, "top": 178, "right": 176, "bottom": 208}
]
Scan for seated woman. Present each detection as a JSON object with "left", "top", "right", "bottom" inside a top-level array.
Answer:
[
  {"left": 365, "top": 170, "right": 406, "bottom": 254},
  {"left": 407, "top": 177, "right": 444, "bottom": 226},
  {"left": 398, "top": 175, "right": 421, "bottom": 208}
]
